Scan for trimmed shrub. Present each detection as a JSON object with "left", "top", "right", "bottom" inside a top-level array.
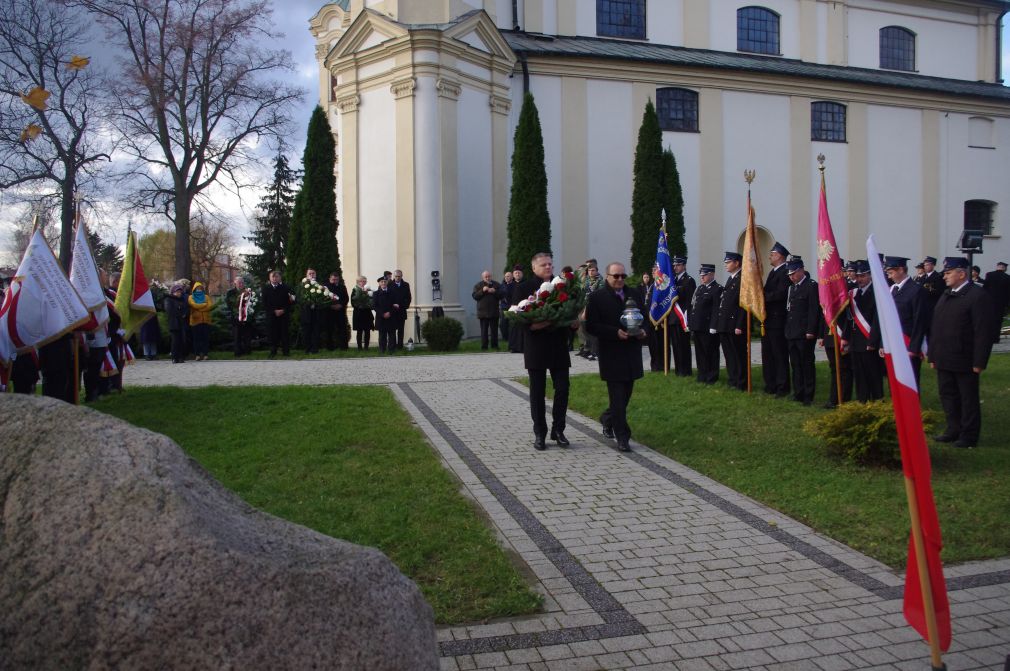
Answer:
[
  {"left": 421, "top": 317, "right": 464, "bottom": 352},
  {"left": 804, "top": 400, "right": 939, "bottom": 467}
]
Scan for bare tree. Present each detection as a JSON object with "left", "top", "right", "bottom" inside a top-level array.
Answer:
[
  {"left": 70, "top": 0, "right": 303, "bottom": 280},
  {"left": 0, "top": 0, "right": 111, "bottom": 268},
  {"left": 4, "top": 199, "right": 61, "bottom": 263}
]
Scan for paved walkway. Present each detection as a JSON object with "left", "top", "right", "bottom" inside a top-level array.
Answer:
[{"left": 130, "top": 351, "right": 1010, "bottom": 670}]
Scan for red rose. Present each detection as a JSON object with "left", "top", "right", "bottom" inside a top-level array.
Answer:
[
  {"left": 564, "top": 271, "right": 574, "bottom": 280},
  {"left": 538, "top": 290, "right": 550, "bottom": 299},
  {"left": 537, "top": 301, "right": 545, "bottom": 308},
  {"left": 557, "top": 292, "right": 568, "bottom": 302}
]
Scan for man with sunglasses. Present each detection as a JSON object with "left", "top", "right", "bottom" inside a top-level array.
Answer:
[{"left": 585, "top": 262, "right": 647, "bottom": 452}]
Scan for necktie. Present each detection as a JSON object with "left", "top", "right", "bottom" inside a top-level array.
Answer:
[{"left": 891, "top": 285, "right": 898, "bottom": 295}]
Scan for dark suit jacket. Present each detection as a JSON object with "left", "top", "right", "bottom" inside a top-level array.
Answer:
[
  {"left": 371, "top": 288, "right": 396, "bottom": 328},
  {"left": 261, "top": 283, "right": 292, "bottom": 320},
  {"left": 585, "top": 284, "right": 645, "bottom": 382},
  {"left": 712, "top": 272, "right": 746, "bottom": 333},
  {"left": 517, "top": 277, "right": 570, "bottom": 371},
  {"left": 891, "top": 279, "right": 929, "bottom": 354},
  {"left": 928, "top": 282, "right": 995, "bottom": 371},
  {"left": 763, "top": 264, "right": 791, "bottom": 329},
  {"left": 849, "top": 285, "right": 880, "bottom": 350},
  {"left": 785, "top": 278, "right": 821, "bottom": 340},
  {"left": 389, "top": 281, "right": 411, "bottom": 323},
  {"left": 916, "top": 271, "right": 945, "bottom": 311},
  {"left": 983, "top": 270, "right": 1009, "bottom": 317},
  {"left": 472, "top": 280, "right": 502, "bottom": 319},
  {"left": 689, "top": 281, "right": 721, "bottom": 333},
  {"left": 675, "top": 273, "right": 696, "bottom": 316}
]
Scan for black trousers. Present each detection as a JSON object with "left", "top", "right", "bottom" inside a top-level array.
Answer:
[
  {"left": 692, "top": 331, "right": 720, "bottom": 383},
  {"left": 761, "top": 328, "right": 790, "bottom": 395},
  {"left": 824, "top": 346, "right": 853, "bottom": 406},
  {"left": 39, "top": 337, "right": 74, "bottom": 403},
  {"left": 170, "top": 329, "right": 186, "bottom": 362},
  {"left": 788, "top": 338, "right": 816, "bottom": 404},
  {"left": 528, "top": 367, "right": 569, "bottom": 438},
  {"left": 83, "top": 346, "right": 105, "bottom": 401},
  {"left": 936, "top": 368, "right": 982, "bottom": 444},
  {"left": 395, "top": 320, "right": 406, "bottom": 348},
  {"left": 377, "top": 325, "right": 395, "bottom": 353},
  {"left": 499, "top": 308, "right": 510, "bottom": 341},
  {"left": 232, "top": 321, "right": 253, "bottom": 356},
  {"left": 852, "top": 349, "right": 884, "bottom": 402},
  {"left": 301, "top": 308, "right": 322, "bottom": 353},
  {"left": 479, "top": 316, "right": 499, "bottom": 349},
  {"left": 356, "top": 328, "right": 371, "bottom": 349},
  {"left": 719, "top": 331, "right": 747, "bottom": 390},
  {"left": 670, "top": 323, "right": 692, "bottom": 377},
  {"left": 600, "top": 380, "right": 635, "bottom": 442},
  {"left": 508, "top": 322, "right": 524, "bottom": 353},
  {"left": 267, "top": 315, "right": 290, "bottom": 355}
]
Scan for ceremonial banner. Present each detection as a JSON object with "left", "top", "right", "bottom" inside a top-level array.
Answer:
[
  {"left": 816, "top": 171, "right": 849, "bottom": 326},
  {"left": 649, "top": 228, "right": 678, "bottom": 326},
  {"left": 0, "top": 229, "right": 91, "bottom": 363},
  {"left": 114, "top": 230, "right": 156, "bottom": 339},
  {"left": 739, "top": 192, "right": 765, "bottom": 324},
  {"left": 69, "top": 219, "right": 109, "bottom": 330},
  {"left": 867, "top": 236, "right": 951, "bottom": 656}
]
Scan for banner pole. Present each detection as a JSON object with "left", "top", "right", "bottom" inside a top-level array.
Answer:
[
  {"left": 746, "top": 311, "right": 752, "bottom": 393},
  {"left": 903, "top": 475, "right": 946, "bottom": 670},
  {"left": 832, "top": 321, "right": 843, "bottom": 406},
  {"left": 663, "top": 321, "right": 669, "bottom": 377}
]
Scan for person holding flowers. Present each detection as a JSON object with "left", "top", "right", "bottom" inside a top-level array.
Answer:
[
  {"left": 509, "top": 252, "right": 583, "bottom": 451},
  {"left": 351, "top": 276, "right": 374, "bottom": 350}
]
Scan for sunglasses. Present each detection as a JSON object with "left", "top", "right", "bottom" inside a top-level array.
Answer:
[{"left": 608, "top": 273, "right": 628, "bottom": 279}]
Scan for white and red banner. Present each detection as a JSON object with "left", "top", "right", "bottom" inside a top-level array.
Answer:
[
  {"left": 0, "top": 229, "right": 91, "bottom": 363},
  {"left": 867, "top": 236, "right": 951, "bottom": 653},
  {"left": 69, "top": 218, "right": 109, "bottom": 331}
]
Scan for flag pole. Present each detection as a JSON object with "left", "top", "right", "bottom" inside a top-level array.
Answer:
[
  {"left": 831, "top": 321, "right": 843, "bottom": 406},
  {"left": 663, "top": 321, "right": 669, "bottom": 376},
  {"left": 903, "top": 474, "right": 945, "bottom": 670},
  {"left": 744, "top": 169, "right": 756, "bottom": 394},
  {"left": 746, "top": 310, "right": 752, "bottom": 393}
]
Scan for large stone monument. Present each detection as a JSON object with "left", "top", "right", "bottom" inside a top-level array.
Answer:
[{"left": 0, "top": 394, "right": 438, "bottom": 669}]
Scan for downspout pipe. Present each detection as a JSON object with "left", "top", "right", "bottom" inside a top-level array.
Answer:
[
  {"left": 512, "top": 0, "right": 528, "bottom": 93},
  {"left": 997, "top": 9, "right": 1007, "bottom": 84}
]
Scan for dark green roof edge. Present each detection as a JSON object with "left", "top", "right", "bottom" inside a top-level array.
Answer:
[{"left": 502, "top": 31, "right": 1010, "bottom": 103}]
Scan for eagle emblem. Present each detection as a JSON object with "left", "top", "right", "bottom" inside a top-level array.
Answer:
[{"left": 817, "top": 240, "right": 835, "bottom": 269}]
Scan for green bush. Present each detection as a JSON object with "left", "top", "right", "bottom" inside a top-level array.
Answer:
[
  {"left": 804, "top": 400, "right": 938, "bottom": 467},
  {"left": 421, "top": 317, "right": 464, "bottom": 352}
]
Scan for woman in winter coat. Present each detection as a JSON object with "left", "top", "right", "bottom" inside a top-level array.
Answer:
[
  {"left": 165, "top": 283, "right": 190, "bottom": 363},
  {"left": 187, "top": 281, "right": 214, "bottom": 360},
  {"left": 350, "top": 275, "right": 374, "bottom": 350}
]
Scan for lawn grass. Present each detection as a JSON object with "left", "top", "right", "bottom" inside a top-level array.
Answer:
[
  {"left": 201, "top": 336, "right": 498, "bottom": 361},
  {"left": 560, "top": 353, "right": 1010, "bottom": 568},
  {"left": 90, "top": 385, "right": 542, "bottom": 625}
]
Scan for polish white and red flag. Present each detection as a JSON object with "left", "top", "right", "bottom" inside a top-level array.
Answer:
[
  {"left": 866, "top": 235, "right": 951, "bottom": 653},
  {"left": 0, "top": 228, "right": 91, "bottom": 363}
]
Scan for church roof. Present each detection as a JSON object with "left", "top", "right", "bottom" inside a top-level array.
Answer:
[{"left": 502, "top": 32, "right": 1010, "bottom": 103}]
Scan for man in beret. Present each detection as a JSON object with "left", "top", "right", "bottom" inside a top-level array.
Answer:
[
  {"left": 983, "top": 261, "right": 1009, "bottom": 342},
  {"left": 883, "top": 256, "right": 930, "bottom": 386},
  {"left": 690, "top": 264, "right": 721, "bottom": 384},
  {"left": 762, "top": 241, "right": 791, "bottom": 397},
  {"left": 849, "top": 260, "right": 884, "bottom": 402},
  {"left": 784, "top": 257, "right": 820, "bottom": 405},
  {"left": 670, "top": 256, "right": 695, "bottom": 377},
  {"left": 929, "top": 257, "right": 995, "bottom": 448},
  {"left": 712, "top": 252, "right": 747, "bottom": 390}
]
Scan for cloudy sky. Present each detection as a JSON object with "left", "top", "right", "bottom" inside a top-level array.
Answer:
[{"left": 2, "top": 2, "right": 1009, "bottom": 263}]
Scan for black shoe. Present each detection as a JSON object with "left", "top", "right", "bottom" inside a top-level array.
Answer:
[
  {"left": 954, "top": 439, "right": 975, "bottom": 449},
  {"left": 616, "top": 438, "right": 631, "bottom": 452},
  {"left": 822, "top": 402, "right": 837, "bottom": 409},
  {"left": 934, "top": 433, "right": 957, "bottom": 443},
  {"left": 602, "top": 427, "right": 615, "bottom": 440},
  {"left": 550, "top": 430, "right": 570, "bottom": 447},
  {"left": 533, "top": 435, "right": 547, "bottom": 451}
]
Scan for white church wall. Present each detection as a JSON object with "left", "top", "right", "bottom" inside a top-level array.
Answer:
[
  {"left": 662, "top": 131, "right": 702, "bottom": 265},
  {"left": 528, "top": 75, "right": 565, "bottom": 261},
  {"left": 648, "top": 0, "right": 684, "bottom": 48},
  {"left": 414, "top": 76, "right": 443, "bottom": 304},
  {"left": 864, "top": 105, "right": 923, "bottom": 257},
  {"left": 456, "top": 87, "right": 495, "bottom": 323},
  {"left": 357, "top": 87, "right": 398, "bottom": 279}
]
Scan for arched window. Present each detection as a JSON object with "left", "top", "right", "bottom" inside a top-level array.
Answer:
[
  {"left": 737, "top": 7, "right": 780, "bottom": 55},
  {"left": 811, "top": 102, "right": 846, "bottom": 142},
  {"left": 596, "top": 0, "right": 646, "bottom": 39},
  {"left": 656, "top": 88, "right": 699, "bottom": 132},
  {"left": 964, "top": 200, "right": 996, "bottom": 236},
  {"left": 880, "top": 26, "right": 915, "bottom": 71}
]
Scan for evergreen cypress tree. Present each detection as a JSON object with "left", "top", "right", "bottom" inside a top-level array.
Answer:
[
  {"left": 661, "top": 148, "right": 687, "bottom": 257},
  {"left": 506, "top": 92, "right": 551, "bottom": 272},
  {"left": 287, "top": 106, "right": 341, "bottom": 285},
  {"left": 629, "top": 100, "right": 664, "bottom": 276},
  {"left": 245, "top": 152, "right": 299, "bottom": 283}
]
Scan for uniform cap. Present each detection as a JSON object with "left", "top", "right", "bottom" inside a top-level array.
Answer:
[
  {"left": 941, "top": 257, "right": 969, "bottom": 272},
  {"left": 786, "top": 258, "right": 805, "bottom": 272},
  {"left": 883, "top": 256, "right": 908, "bottom": 269},
  {"left": 699, "top": 264, "right": 716, "bottom": 274},
  {"left": 854, "top": 260, "right": 871, "bottom": 275},
  {"left": 672, "top": 256, "right": 687, "bottom": 265},
  {"left": 723, "top": 251, "right": 743, "bottom": 262},
  {"left": 770, "top": 242, "right": 790, "bottom": 257},
  {"left": 922, "top": 256, "right": 938, "bottom": 264}
]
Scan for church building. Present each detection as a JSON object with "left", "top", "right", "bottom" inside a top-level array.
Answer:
[{"left": 310, "top": 0, "right": 1010, "bottom": 335}]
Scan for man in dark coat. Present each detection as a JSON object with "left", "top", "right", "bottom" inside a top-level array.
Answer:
[
  {"left": 670, "top": 256, "right": 695, "bottom": 377},
  {"left": 883, "top": 256, "right": 930, "bottom": 386},
  {"left": 499, "top": 270, "right": 514, "bottom": 343},
  {"left": 784, "top": 257, "right": 821, "bottom": 405},
  {"left": 517, "top": 252, "right": 574, "bottom": 450},
  {"left": 712, "top": 252, "right": 747, "bottom": 390},
  {"left": 689, "top": 264, "right": 721, "bottom": 384},
  {"left": 761, "top": 241, "right": 791, "bottom": 396},
  {"left": 372, "top": 277, "right": 396, "bottom": 354},
  {"left": 323, "top": 272, "right": 350, "bottom": 350},
  {"left": 915, "top": 255, "right": 945, "bottom": 321},
  {"left": 983, "top": 261, "right": 1009, "bottom": 342},
  {"left": 928, "top": 257, "right": 995, "bottom": 448},
  {"left": 848, "top": 260, "right": 884, "bottom": 401},
  {"left": 389, "top": 269, "right": 411, "bottom": 349},
  {"left": 507, "top": 266, "right": 526, "bottom": 353},
  {"left": 225, "top": 276, "right": 254, "bottom": 357},
  {"left": 471, "top": 270, "right": 502, "bottom": 350},
  {"left": 585, "top": 262, "right": 647, "bottom": 452},
  {"left": 261, "top": 270, "right": 293, "bottom": 357}
]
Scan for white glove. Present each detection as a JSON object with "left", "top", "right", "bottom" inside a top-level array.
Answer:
[{"left": 709, "top": 328, "right": 716, "bottom": 335}]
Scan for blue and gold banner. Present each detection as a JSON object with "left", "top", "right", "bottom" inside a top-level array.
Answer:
[{"left": 649, "top": 229, "right": 678, "bottom": 326}]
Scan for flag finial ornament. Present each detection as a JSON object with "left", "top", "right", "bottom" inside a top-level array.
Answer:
[
  {"left": 661, "top": 208, "right": 666, "bottom": 228},
  {"left": 817, "top": 154, "right": 826, "bottom": 171},
  {"left": 744, "top": 169, "right": 756, "bottom": 185}
]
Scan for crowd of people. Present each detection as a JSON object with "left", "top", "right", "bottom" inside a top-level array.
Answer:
[{"left": 496, "top": 249, "right": 1008, "bottom": 453}]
